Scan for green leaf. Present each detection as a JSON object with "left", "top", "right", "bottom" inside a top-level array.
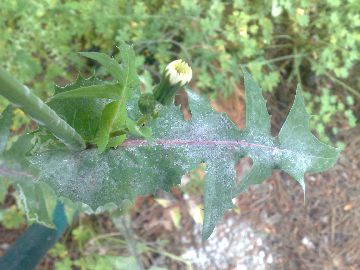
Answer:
[
  {"left": 47, "top": 75, "right": 111, "bottom": 142},
  {"left": 0, "top": 134, "right": 59, "bottom": 227},
  {"left": 1, "top": 134, "right": 36, "bottom": 179},
  {"left": 79, "top": 52, "right": 123, "bottom": 81},
  {"left": 107, "top": 135, "right": 127, "bottom": 149},
  {"left": 0, "top": 132, "right": 75, "bottom": 227},
  {"left": 126, "top": 118, "right": 152, "bottom": 140},
  {"left": 79, "top": 43, "right": 139, "bottom": 90},
  {"left": 57, "top": 44, "right": 140, "bottom": 149},
  {"left": 5, "top": 72, "right": 339, "bottom": 240},
  {"left": 95, "top": 43, "right": 140, "bottom": 150},
  {"left": 243, "top": 70, "right": 271, "bottom": 137},
  {"left": 49, "top": 83, "right": 123, "bottom": 101},
  {"left": 96, "top": 101, "right": 122, "bottom": 152},
  {"left": 277, "top": 85, "right": 339, "bottom": 194},
  {"left": 113, "top": 42, "right": 140, "bottom": 130},
  {"left": 16, "top": 181, "right": 57, "bottom": 227},
  {"left": 116, "top": 42, "right": 140, "bottom": 91},
  {"left": 0, "top": 105, "right": 12, "bottom": 153}
]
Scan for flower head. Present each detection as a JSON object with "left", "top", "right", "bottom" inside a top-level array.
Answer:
[
  {"left": 165, "top": 59, "right": 192, "bottom": 86},
  {"left": 153, "top": 59, "right": 192, "bottom": 105}
]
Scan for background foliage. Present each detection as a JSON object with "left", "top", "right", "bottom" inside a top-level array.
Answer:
[{"left": 0, "top": 0, "right": 358, "bottom": 144}]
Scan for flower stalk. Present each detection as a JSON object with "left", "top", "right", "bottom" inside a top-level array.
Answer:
[{"left": 0, "top": 67, "right": 85, "bottom": 150}]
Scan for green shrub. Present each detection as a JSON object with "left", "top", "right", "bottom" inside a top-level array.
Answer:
[{"left": 0, "top": 0, "right": 358, "bottom": 142}]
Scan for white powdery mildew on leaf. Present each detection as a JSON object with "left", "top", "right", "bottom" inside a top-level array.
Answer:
[
  {"left": 23, "top": 73, "right": 340, "bottom": 240},
  {"left": 31, "top": 150, "right": 111, "bottom": 206}
]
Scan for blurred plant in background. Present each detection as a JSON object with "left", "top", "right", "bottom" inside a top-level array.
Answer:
[{"left": 0, "top": 0, "right": 359, "bottom": 144}]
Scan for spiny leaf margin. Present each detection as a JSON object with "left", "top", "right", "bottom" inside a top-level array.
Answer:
[{"left": 0, "top": 72, "right": 340, "bottom": 240}]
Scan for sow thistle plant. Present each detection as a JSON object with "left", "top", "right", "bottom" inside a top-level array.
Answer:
[{"left": 0, "top": 43, "right": 339, "bottom": 242}]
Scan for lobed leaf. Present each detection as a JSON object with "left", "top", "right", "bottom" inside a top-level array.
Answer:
[
  {"left": 16, "top": 181, "right": 58, "bottom": 227},
  {"left": 0, "top": 127, "right": 58, "bottom": 227},
  {"left": 79, "top": 52, "right": 123, "bottom": 82},
  {"left": 47, "top": 74, "right": 111, "bottom": 142},
  {"left": 276, "top": 85, "right": 340, "bottom": 195},
  {"left": 95, "top": 43, "right": 141, "bottom": 150},
  {"left": 0, "top": 72, "right": 340, "bottom": 239},
  {"left": 116, "top": 42, "right": 140, "bottom": 91},
  {"left": 49, "top": 83, "right": 123, "bottom": 101},
  {"left": 0, "top": 130, "right": 77, "bottom": 227},
  {"left": 50, "top": 44, "right": 143, "bottom": 150}
]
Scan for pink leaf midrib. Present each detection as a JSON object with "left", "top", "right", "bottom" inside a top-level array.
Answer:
[{"left": 122, "top": 139, "right": 280, "bottom": 152}]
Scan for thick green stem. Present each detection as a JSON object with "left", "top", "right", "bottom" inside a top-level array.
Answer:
[
  {"left": 153, "top": 75, "right": 180, "bottom": 105},
  {"left": 0, "top": 67, "right": 85, "bottom": 150}
]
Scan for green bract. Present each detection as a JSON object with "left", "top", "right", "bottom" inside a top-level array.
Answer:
[{"left": 138, "top": 93, "right": 156, "bottom": 115}]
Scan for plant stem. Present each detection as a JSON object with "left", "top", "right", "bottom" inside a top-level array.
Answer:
[
  {"left": 113, "top": 214, "right": 145, "bottom": 270},
  {"left": 324, "top": 71, "right": 360, "bottom": 97},
  {"left": 305, "top": 56, "right": 360, "bottom": 98},
  {"left": 90, "top": 233, "right": 192, "bottom": 267},
  {"left": 0, "top": 67, "right": 85, "bottom": 150},
  {"left": 243, "top": 53, "right": 306, "bottom": 67}
]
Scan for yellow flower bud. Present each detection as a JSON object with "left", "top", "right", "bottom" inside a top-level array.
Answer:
[
  {"left": 153, "top": 59, "right": 192, "bottom": 105},
  {"left": 165, "top": 59, "right": 192, "bottom": 87}
]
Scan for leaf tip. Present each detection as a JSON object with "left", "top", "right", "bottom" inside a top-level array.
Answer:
[
  {"left": 240, "top": 66, "right": 251, "bottom": 80},
  {"left": 77, "top": 51, "right": 87, "bottom": 57},
  {"left": 201, "top": 224, "right": 213, "bottom": 242},
  {"left": 295, "top": 84, "right": 306, "bottom": 104},
  {"left": 96, "top": 136, "right": 109, "bottom": 153}
]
